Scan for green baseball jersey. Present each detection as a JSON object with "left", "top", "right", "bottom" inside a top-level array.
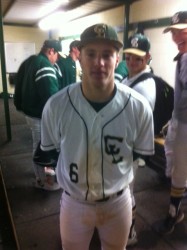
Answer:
[
  {"left": 115, "top": 60, "right": 128, "bottom": 83},
  {"left": 57, "top": 55, "right": 77, "bottom": 88}
]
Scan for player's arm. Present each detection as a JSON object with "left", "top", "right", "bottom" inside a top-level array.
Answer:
[
  {"left": 134, "top": 97, "right": 155, "bottom": 157},
  {"left": 133, "top": 151, "right": 149, "bottom": 162},
  {"left": 33, "top": 141, "right": 59, "bottom": 168},
  {"left": 35, "top": 64, "right": 59, "bottom": 106},
  {"left": 176, "top": 54, "right": 187, "bottom": 122}
]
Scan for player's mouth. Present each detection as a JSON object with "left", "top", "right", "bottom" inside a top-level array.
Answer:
[{"left": 91, "top": 71, "right": 106, "bottom": 78}]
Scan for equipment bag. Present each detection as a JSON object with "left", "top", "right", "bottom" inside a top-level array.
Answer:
[{"left": 130, "top": 73, "right": 174, "bottom": 135}]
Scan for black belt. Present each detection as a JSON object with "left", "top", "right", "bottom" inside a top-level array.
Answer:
[
  {"left": 64, "top": 189, "right": 124, "bottom": 202},
  {"left": 96, "top": 189, "right": 124, "bottom": 202},
  {"left": 64, "top": 191, "right": 70, "bottom": 196}
]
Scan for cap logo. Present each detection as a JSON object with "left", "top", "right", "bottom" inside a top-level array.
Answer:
[
  {"left": 94, "top": 24, "right": 106, "bottom": 38},
  {"left": 131, "top": 37, "right": 139, "bottom": 48},
  {"left": 172, "top": 13, "right": 180, "bottom": 24}
]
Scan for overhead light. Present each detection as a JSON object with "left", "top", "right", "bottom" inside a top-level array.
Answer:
[{"left": 39, "top": 11, "right": 69, "bottom": 30}]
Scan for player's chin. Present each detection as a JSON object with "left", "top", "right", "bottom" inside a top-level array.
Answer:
[
  {"left": 177, "top": 42, "right": 187, "bottom": 53},
  {"left": 91, "top": 79, "right": 106, "bottom": 88}
]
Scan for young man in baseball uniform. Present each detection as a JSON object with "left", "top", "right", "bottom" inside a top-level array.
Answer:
[
  {"left": 122, "top": 33, "right": 156, "bottom": 246},
  {"left": 38, "top": 23, "right": 154, "bottom": 249},
  {"left": 159, "top": 11, "right": 187, "bottom": 235}
]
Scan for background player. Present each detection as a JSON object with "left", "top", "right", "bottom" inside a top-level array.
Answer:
[
  {"left": 122, "top": 33, "right": 156, "bottom": 246},
  {"left": 14, "top": 39, "right": 62, "bottom": 191},
  {"left": 37, "top": 23, "right": 154, "bottom": 249},
  {"left": 159, "top": 11, "right": 187, "bottom": 234}
]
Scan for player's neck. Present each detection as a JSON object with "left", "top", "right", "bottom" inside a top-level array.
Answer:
[
  {"left": 128, "top": 66, "right": 147, "bottom": 78},
  {"left": 81, "top": 82, "right": 116, "bottom": 103}
]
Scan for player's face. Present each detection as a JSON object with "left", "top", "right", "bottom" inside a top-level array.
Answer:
[
  {"left": 79, "top": 42, "right": 119, "bottom": 97},
  {"left": 125, "top": 53, "right": 149, "bottom": 77},
  {"left": 49, "top": 48, "right": 59, "bottom": 65},
  {"left": 171, "top": 28, "right": 187, "bottom": 54},
  {"left": 73, "top": 47, "right": 80, "bottom": 60}
]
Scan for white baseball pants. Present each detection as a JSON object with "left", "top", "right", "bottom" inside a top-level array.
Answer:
[
  {"left": 172, "top": 121, "right": 187, "bottom": 188},
  {"left": 25, "top": 115, "right": 45, "bottom": 181},
  {"left": 60, "top": 187, "right": 132, "bottom": 250}
]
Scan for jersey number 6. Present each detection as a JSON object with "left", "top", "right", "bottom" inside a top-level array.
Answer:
[{"left": 69, "top": 163, "right": 79, "bottom": 183}]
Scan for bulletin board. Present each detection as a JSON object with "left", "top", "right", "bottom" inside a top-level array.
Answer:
[{"left": 5, "top": 42, "right": 35, "bottom": 73}]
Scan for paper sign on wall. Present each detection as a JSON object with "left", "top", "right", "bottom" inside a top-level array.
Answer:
[{"left": 5, "top": 42, "right": 35, "bottom": 73}]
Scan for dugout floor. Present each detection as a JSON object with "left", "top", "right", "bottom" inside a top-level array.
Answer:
[{"left": 0, "top": 98, "right": 187, "bottom": 250}]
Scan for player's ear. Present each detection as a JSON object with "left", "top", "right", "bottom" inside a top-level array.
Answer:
[
  {"left": 115, "top": 54, "right": 120, "bottom": 68},
  {"left": 146, "top": 53, "right": 151, "bottom": 63},
  {"left": 79, "top": 53, "right": 82, "bottom": 66}
]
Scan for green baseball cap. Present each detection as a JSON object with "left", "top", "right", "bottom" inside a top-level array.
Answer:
[
  {"left": 42, "top": 39, "right": 62, "bottom": 52},
  {"left": 123, "top": 33, "right": 150, "bottom": 57},
  {"left": 78, "top": 23, "right": 123, "bottom": 50},
  {"left": 163, "top": 11, "right": 187, "bottom": 33}
]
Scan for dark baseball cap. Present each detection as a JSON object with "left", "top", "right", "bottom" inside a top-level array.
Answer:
[
  {"left": 42, "top": 39, "right": 62, "bottom": 52},
  {"left": 163, "top": 11, "right": 187, "bottom": 33},
  {"left": 123, "top": 33, "right": 150, "bottom": 57},
  {"left": 70, "top": 40, "right": 80, "bottom": 50},
  {"left": 78, "top": 23, "right": 123, "bottom": 50}
]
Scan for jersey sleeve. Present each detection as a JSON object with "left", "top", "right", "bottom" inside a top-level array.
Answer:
[
  {"left": 35, "top": 62, "right": 60, "bottom": 107},
  {"left": 114, "top": 60, "right": 128, "bottom": 83},
  {"left": 133, "top": 78, "right": 156, "bottom": 111},
  {"left": 175, "top": 53, "right": 187, "bottom": 123},
  {"left": 133, "top": 97, "right": 155, "bottom": 156}
]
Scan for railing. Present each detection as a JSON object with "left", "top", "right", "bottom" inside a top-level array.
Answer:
[{"left": 0, "top": 163, "right": 20, "bottom": 250}]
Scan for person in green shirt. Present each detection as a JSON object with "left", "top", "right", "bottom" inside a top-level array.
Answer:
[
  {"left": 14, "top": 39, "right": 62, "bottom": 191},
  {"left": 114, "top": 59, "right": 128, "bottom": 83},
  {"left": 57, "top": 40, "right": 81, "bottom": 88}
]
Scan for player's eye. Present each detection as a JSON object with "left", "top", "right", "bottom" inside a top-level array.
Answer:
[
  {"left": 86, "top": 52, "right": 96, "bottom": 58},
  {"left": 102, "top": 53, "right": 111, "bottom": 59},
  {"left": 135, "top": 57, "right": 143, "bottom": 62},
  {"left": 125, "top": 56, "right": 143, "bottom": 62}
]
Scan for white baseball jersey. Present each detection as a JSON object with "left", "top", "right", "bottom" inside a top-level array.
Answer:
[
  {"left": 122, "top": 66, "right": 156, "bottom": 111},
  {"left": 41, "top": 82, "right": 154, "bottom": 201}
]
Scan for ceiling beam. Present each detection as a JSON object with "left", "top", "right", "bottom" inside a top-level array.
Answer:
[
  {"left": 2, "top": 0, "right": 17, "bottom": 17},
  {"left": 62, "top": 0, "right": 94, "bottom": 11}
]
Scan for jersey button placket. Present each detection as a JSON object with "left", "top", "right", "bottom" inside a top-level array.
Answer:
[{"left": 88, "top": 114, "right": 103, "bottom": 200}]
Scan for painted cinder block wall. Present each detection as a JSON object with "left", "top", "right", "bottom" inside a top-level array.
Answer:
[{"left": 1, "top": 0, "right": 186, "bottom": 93}]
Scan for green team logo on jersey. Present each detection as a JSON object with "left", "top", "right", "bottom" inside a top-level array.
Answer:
[{"left": 104, "top": 135, "right": 123, "bottom": 164}]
